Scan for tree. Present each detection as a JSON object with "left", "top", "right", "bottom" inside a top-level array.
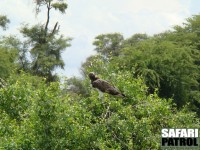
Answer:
[
  {"left": 93, "top": 33, "right": 124, "bottom": 59},
  {"left": 20, "top": 0, "right": 71, "bottom": 82},
  {"left": 122, "top": 33, "right": 149, "bottom": 47},
  {"left": 0, "top": 36, "right": 30, "bottom": 72}
]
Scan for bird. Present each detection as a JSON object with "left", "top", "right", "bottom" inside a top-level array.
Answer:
[{"left": 88, "top": 72, "right": 125, "bottom": 98}]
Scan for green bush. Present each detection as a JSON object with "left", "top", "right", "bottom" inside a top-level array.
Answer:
[{"left": 0, "top": 72, "right": 199, "bottom": 149}]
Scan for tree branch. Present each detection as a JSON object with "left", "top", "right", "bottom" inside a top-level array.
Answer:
[
  {"left": 44, "top": 0, "right": 51, "bottom": 36},
  {"left": 49, "top": 22, "right": 58, "bottom": 37}
]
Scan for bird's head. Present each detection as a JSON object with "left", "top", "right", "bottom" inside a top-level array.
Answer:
[{"left": 88, "top": 72, "right": 98, "bottom": 81}]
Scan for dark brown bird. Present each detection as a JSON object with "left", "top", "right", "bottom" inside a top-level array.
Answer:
[{"left": 88, "top": 72, "right": 125, "bottom": 98}]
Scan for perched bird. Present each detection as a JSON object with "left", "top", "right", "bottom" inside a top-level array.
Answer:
[{"left": 88, "top": 72, "right": 125, "bottom": 98}]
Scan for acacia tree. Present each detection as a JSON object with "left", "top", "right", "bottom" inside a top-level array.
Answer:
[{"left": 20, "top": 0, "right": 71, "bottom": 82}]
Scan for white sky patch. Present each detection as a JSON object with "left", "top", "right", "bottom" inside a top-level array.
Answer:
[{"left": 0, "top": 0, "right": 199, "bottom": 77}]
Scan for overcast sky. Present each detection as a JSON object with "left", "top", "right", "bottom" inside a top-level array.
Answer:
[{"left": 0, "top": 0, "right": 200, "bottom": 77}]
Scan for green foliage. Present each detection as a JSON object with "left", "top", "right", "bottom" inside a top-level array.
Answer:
[
  {"left": 16, "top": 0, "right": 71, "bottom": 82},
  {"left": 0, "top": 36, "right": 30, "bottom": 71},
  {"left": 93, "top": 33, "right": 124, "bottom": 58},
  {"left": 0, "top": 47, "right": 17, "bottom": 79},
  {"left": 123, "top": 33, "right": 149, "bottom": 46},
  {"left": 95, "top": 18, "right": 200, "bottom": 114},
  {"left": 1, "top": 72, "right": 199, "bottom": 149},
  {"left": 82, "top": 26, "right": 199, "bottom": 115},
  {"left": 117, "top": 38, "right": 199, "bottom": 107},
  {"left": 51, "top": 2, "right": 68, "bottom": 14},
  {"left": 0, "top": 2, "right": 200, "bottom": 149},
  {"left": 0, "top": 75, "right": 32, "bottom": 121},
  {"left": 20, "top": 24, "right": 71, "bottom": 82},
  {"left": 0, "top": 15, "right": 10, "bottom": 30},
  {"left": 34, "top": 0, "right": 68, "bottom": 14},
  {"left": 81, "top": 54, "right": 110, "bottom": 76},
  {"left": 66, "top": 77, "right": 90, "bottom": 97}
]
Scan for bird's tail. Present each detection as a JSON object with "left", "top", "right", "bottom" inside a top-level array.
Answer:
[{"left": 121, "top": 93, "right": 126, "bottom": 97}]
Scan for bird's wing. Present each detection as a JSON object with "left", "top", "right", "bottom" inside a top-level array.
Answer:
[
  {"left": 92, "top": 79, "right": 112, "bottom": 92},
  {"left": 106, "top": 86, "right": 121, "bottom": 95},
  {"left": 93, "top": 79, "right": 122, "bottom": 95}
]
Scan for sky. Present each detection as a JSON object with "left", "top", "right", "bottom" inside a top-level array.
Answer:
[{"left": 0, "top": 0, "right": 200, "bottom": 77}]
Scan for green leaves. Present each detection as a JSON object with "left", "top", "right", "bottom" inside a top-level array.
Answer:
[
  {"left": 0, "top": 71, "right": 199, "bottom": 149},
  {"left": 93, "top": 33, "right": 124, "bottom": 58},
  {"left": 51, "top": 2, "right": 68, "bottom": 14},
  {"left": 0, "top": 47, "right": 17, "bottom": 79}
]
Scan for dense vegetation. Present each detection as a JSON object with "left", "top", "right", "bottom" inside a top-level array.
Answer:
[{"left": 0, "top": 0, "right": 200, "bottom": 149}]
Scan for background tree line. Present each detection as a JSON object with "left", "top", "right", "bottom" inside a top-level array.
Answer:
[
  {"left": 0, "top": 0, "right": 200, "bottom": 149},
  {"left": 80, "top": 18, "right": 200, "bottom": 116}
]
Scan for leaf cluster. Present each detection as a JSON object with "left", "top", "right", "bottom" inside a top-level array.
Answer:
[{"left": 0, "top": 15, "right": 10, "bottom": 30}]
